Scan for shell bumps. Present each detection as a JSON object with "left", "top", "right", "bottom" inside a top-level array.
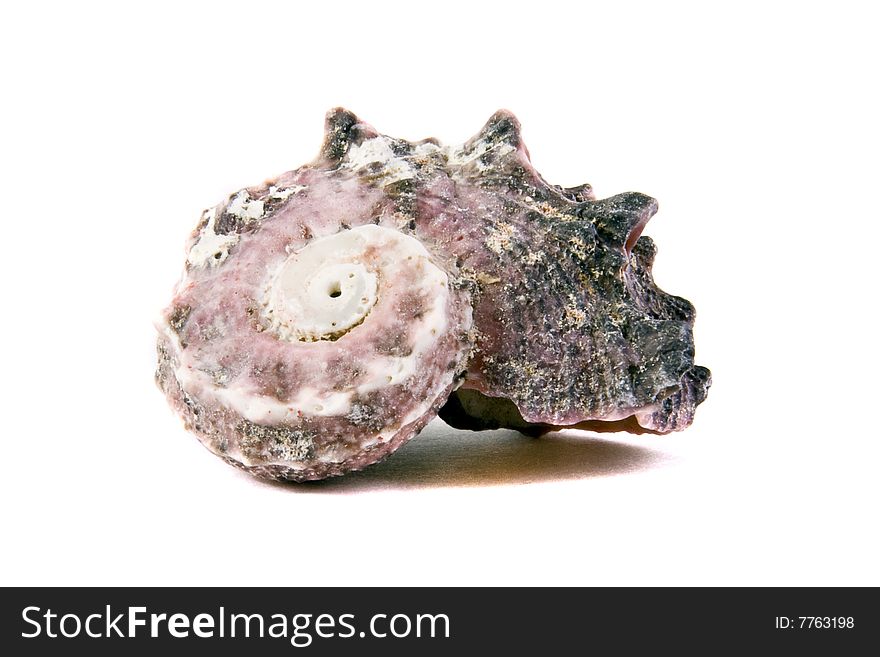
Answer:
[{"left": 156, "top": 109, "right": 711, "bottom": 481}]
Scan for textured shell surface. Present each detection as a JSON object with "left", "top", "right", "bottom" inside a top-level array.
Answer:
[{"left": 156, "top": 108, "right": 710, "bottom": 481}]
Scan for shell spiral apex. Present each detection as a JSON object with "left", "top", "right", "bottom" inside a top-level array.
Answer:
[{"left": 156, "top": 108, "right": 710, "bottom": 481}]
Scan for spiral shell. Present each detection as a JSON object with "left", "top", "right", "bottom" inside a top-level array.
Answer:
[{"left": 156, "top": 108, "right": 710, "bottom": 481}]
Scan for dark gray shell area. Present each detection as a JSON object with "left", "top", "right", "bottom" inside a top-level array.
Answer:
[{"left": 318, "top": 108, "right": 711, "bottom": 434}]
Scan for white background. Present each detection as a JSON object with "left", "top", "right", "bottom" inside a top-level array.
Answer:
[{"left": 2, "top": 1, "right": 877, "bottom": 586}]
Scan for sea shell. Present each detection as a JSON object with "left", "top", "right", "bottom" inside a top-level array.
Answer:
[
  {"left": 415, "top": 111, "right": 710, "bottom": 435},
  {"left": 156, "top": 108, "right": 710, "bottom": 481}
]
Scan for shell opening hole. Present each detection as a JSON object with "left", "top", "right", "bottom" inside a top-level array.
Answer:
[{"left": 328, "top": 282, "right": 342, "bottom": 298}]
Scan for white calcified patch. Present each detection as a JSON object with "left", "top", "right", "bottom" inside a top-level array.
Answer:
[
  {"left": 445, "top": 139, "right": 515, "bottom": 170},
  {"left": 486, "top": 221, "right": 516, "bottom": 255},
  {"left": 227, "top": 190, "right": 265, "bottom": 221},
  {"left": 187, "top": 208, "right": 239, "bottom": 268},
  {"left": 413, "top": 142, "right": 440, "bottom": 156},
  {"left": 268, "top": 184, "right": 306, "bottom": 201},
  {"left": 344, "top": 136, "right": 415, "bottom": 186}
]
